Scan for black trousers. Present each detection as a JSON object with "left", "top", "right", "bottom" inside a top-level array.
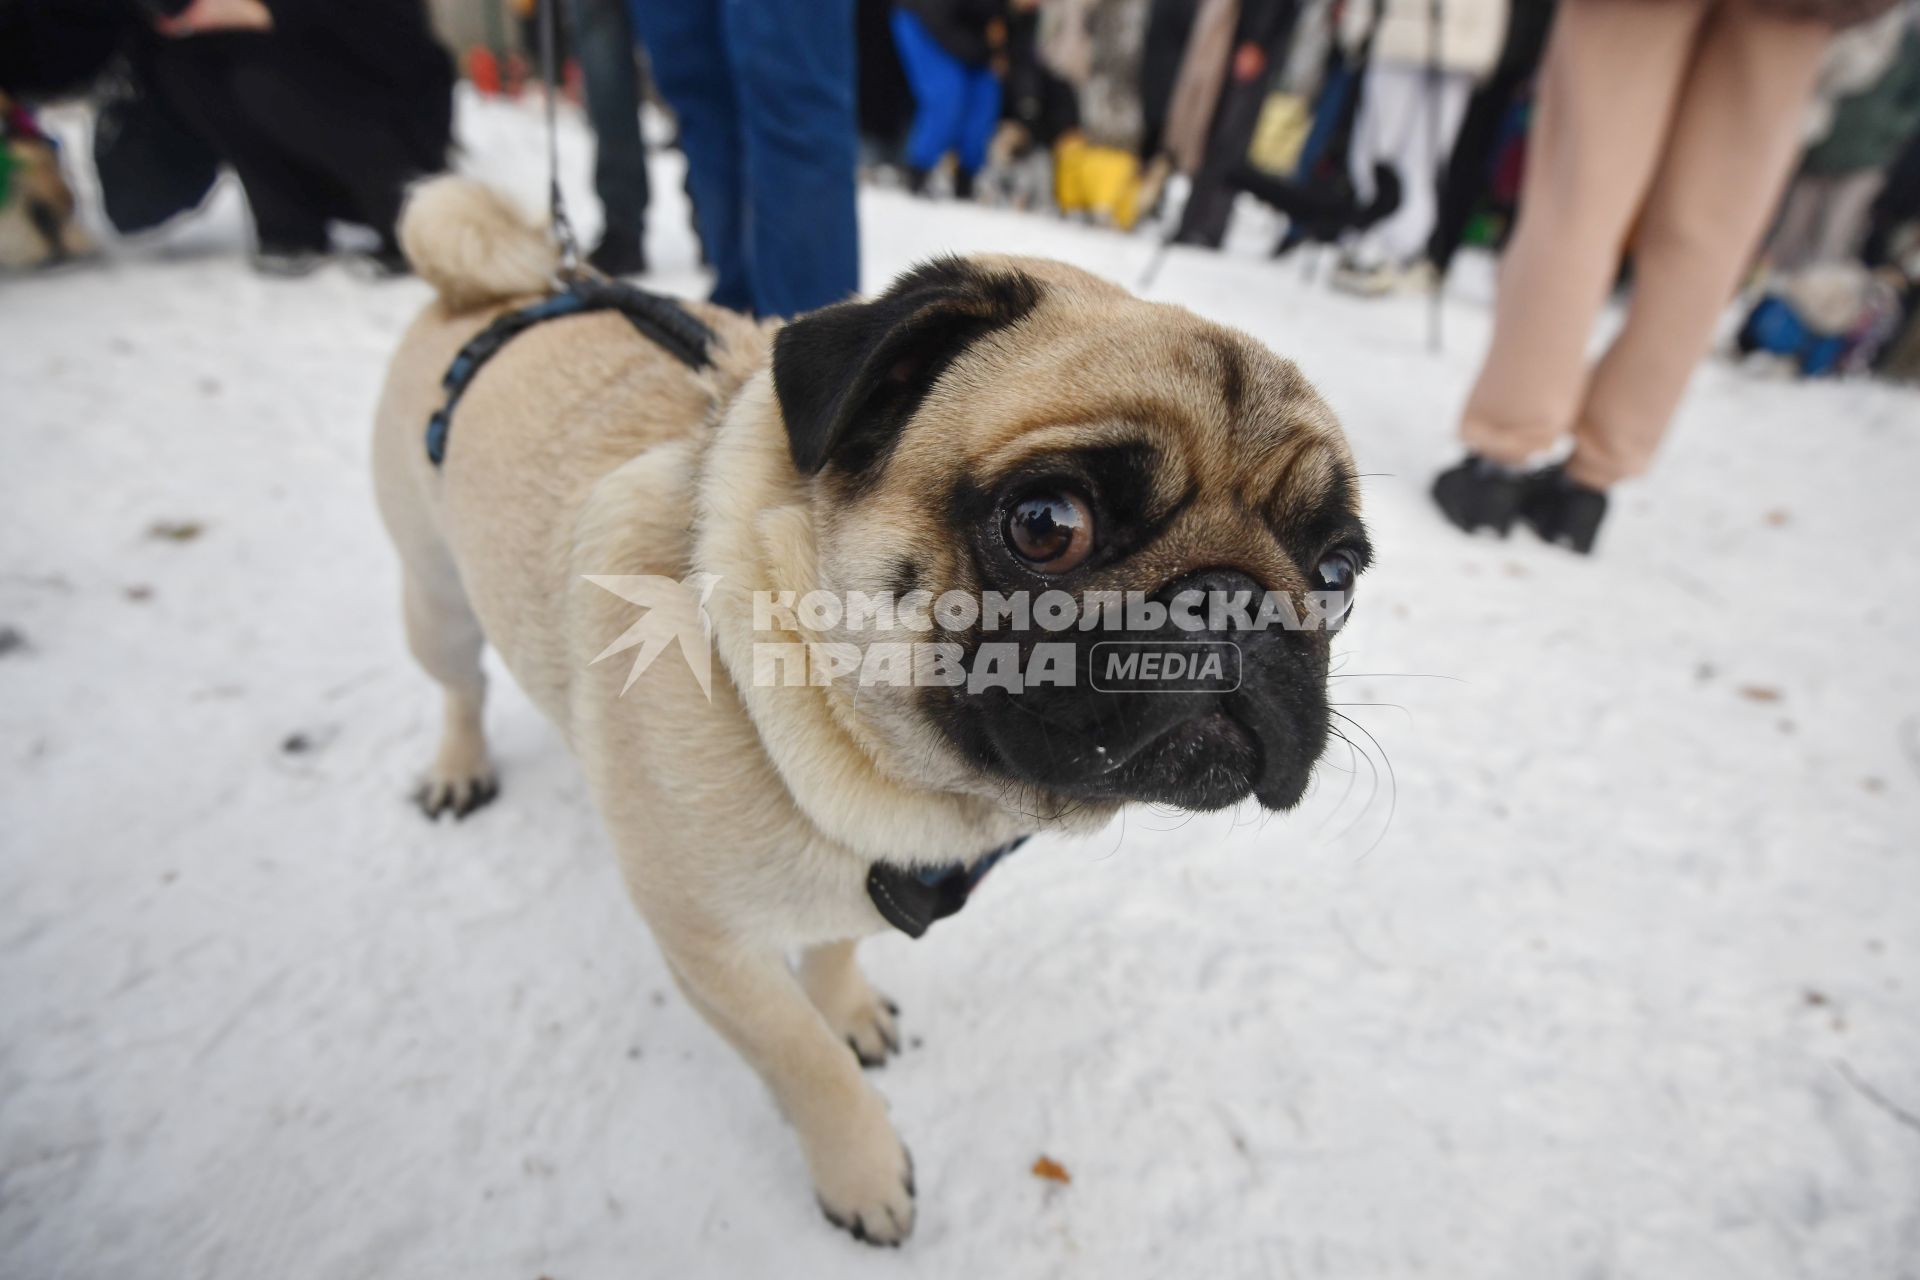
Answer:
[
  {"left": 147, "top": 31, "right": 450, "bottom": 251},
  {"left": 1865, "top": 126, "right": 1920, "bottom": 268},
  {"left": 1139, "top": 0, "right": 1199, "bottom": 161},
  {"left": 1426, "top": 0, "right": 1556, "bottom": 273},
  {"left": 1173, "top": 0, "right": 1299, "bottom": 249}
]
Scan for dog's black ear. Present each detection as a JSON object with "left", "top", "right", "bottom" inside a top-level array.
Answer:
[{"left": 771, "top": 257, "right": 1042, "bottom": 476}]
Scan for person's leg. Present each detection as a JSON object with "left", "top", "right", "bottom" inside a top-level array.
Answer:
[
  {"left": 728, "top": 0, "right": 860, "bottom": 317},
  {"left": 1344, "top": 60, "right": 1402, "bottom": 218},
  {"left": 1864, "top": 126, "right": 1920, "bottom": 266},
  {"left": 1568, "top": 5, "right": 1830, "bottom": 488},
  {"left": 1368, "top": 67, "right": 1472, "bottom": 264},
  {"left": 889, "top": 8, "right": 969, "bottom": 176},
  {"left": 1766, "top": 172, "right": 1827, "bottom": 273},
  {"left": 226, "top": 49, "right": 428, "bottom": 251},
  {"left": 1138, "top": 0, "right": 1199, "bottom": 161},
  {"left": 1422, "top": 73, "right": 1473, "bottom": 244},
  {"left": 1172, "top": 3, "right": 1298, "bottom": 248},
  {"left": 1430, "top": 0, "right": 1555, "bottom": 274},
  {"left": 1458, "top": 0, "right": 1712, "bottom": 469},
  {"left": 1808, "top": 168, "right": 1883, "bottom": 265},
  {"left": 146, "top": 35, "right": 332, "bottom": 253},
  {"left": 629, "top": 0, "right": 751, "bottom": 310},
  {"left": 573, "top": 0, "right": 650, "bottom": 259},
  {"left": 1428, "top": 69, "right": 1517, "bottom": 273},
  {"left": 957, "top": 62, "right": 1004, "bottom": 179}
]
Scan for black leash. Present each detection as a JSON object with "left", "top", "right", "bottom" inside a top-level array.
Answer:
[
  {"left": 424, "top": 0, "right": 718, "bottom": 467},
  {"left": 536, "top": 0, "right": 581, "bottom": 281}
]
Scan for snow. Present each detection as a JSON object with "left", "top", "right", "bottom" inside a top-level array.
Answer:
[{"left": 3, "top": 92, "right": 1918, "bottom": 1279}]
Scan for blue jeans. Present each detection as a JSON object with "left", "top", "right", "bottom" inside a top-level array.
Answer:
[
  {"left": 890, "top": 9, "right": 1000, "bottom": 176},
  {"left": 572, "top": 0, "right": 650, "bottom": 239},
  {"left": 627, "top": 0, "right": 859, "bottom": 317}
]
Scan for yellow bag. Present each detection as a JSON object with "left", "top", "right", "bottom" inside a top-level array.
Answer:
[{"left": 1247, "top": 92, "right": 1312, "bottom": 177}]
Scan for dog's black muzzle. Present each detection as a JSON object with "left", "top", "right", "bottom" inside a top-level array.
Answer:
[{"left": 955, "top": 569, "right": 1332, "bottom": 812}]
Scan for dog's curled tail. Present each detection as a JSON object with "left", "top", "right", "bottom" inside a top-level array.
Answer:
[{"left": 400, "top": 176, "right": 557, "bottom": 313}]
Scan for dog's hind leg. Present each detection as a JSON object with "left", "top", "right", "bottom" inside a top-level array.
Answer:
[
  {"left": 798, "top": 940, "right": 901, "bottom": 1069},
  {"left": 402, "top": 571, "right": 497, "bottom": 819}
]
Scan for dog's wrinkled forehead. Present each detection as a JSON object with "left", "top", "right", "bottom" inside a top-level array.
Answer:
[
  {"left": 770, "top": 255, "right": 1360, "bottom": 551},
  {"left": 925, "top": 274, "right": 1353, "bottom": 521},
  {"left": 768, "top": 257, "right": 1367, "bottom": 591}
]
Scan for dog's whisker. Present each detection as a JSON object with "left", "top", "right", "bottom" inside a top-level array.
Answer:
[
  {"left": 1332, "top": 710, "right": 1399, "bottom": 858},
  {"left": 1326, "top": 671, "right": 1466, "bottom": 683},
  {"left": 1331, "top": 700, "right": 1417, "bottom": 728},
  {"left": 1312, "top": 731, "right": 1365, "bottom": 838},
  {"left": 1320, "top": 727, "right": 1378, "bottom": 846}
]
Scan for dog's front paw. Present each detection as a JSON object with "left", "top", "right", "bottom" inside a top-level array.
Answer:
[
  {"left": 833, "top": 991, "right": 901, "bottom": 1069},
  {"left": 800, "top": 953, "right": 902, "bottom": 1069},
  {"left": 811, "top": 1110, "right": 916, "bottom": 1247},
  {"left": 413, "top": 763, "right": 497, "bottom": 820}
]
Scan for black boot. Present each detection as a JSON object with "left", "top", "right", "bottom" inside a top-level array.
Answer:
[
  {"left": 905, "top": 166, "right": 932, "bottom": 196},
  {"left": 953, "top": 167, "right": 976, "bottom": 201},
  {"left": 1431, "top": 455, "right": 1529, "bottom": 537},
  {"left": 1519, "top": 466, "right": 1608, "bottom": 555}
]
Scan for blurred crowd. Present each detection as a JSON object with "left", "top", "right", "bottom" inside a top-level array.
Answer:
[
  {"left": 2, "top": 0, "right": 1918, "bottom": 552},
  {"left": 2, "top": 0, "right": 453, "bottom": 274}
]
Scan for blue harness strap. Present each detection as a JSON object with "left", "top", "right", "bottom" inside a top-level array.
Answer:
[
  {"left": 866, "top": 837, "right": 1028, "bottom": 938},
  {"left": 426, "top": 279, "right": 718, "bottom": 466}
]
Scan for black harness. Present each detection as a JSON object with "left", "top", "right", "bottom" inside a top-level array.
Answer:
[
  {"left": 424, "top": 279, "right": 1024, "bottom": 937},
  {"left": 426, "top": 278, "right": 718, "bottom": 466}
]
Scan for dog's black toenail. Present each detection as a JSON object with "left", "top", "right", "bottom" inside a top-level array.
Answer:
[{"left": 451, "top": 780, "right": 499, "bottom": 820}]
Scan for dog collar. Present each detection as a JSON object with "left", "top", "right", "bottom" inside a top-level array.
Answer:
[{"left": 866, "top": 837, "right": 1028, "bottom": 938}]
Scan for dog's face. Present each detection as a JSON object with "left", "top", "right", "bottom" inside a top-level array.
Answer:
[{"left": 771, "top": 257, "right": 1368, "bottom": 820}]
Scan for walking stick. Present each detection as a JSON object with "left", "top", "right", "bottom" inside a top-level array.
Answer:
[{"left": 1139, "top": 229, "right": 1178, "bottom": 292}]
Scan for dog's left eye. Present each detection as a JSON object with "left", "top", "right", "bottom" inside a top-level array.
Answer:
[
  {"left": 1316, "top": 548, "right": 1361, "bottom": 629},
  {"left": 1006, "top": 491, "right": 1095, "bottom": 572}
]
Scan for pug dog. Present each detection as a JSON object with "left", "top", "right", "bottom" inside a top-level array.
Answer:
[{"left": 372, "top": 177, "right": 1369, "bottom": 1246}]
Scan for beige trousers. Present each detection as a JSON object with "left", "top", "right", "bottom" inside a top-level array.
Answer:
[{"left": 1459, "top": 0, "right": 1831, "bottom": 488}]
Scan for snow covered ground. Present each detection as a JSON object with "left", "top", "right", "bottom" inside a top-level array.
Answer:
[{"left": 4, "top": 94, "right": 1918, "bottom": 1280}]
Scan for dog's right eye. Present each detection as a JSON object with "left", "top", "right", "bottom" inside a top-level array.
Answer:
[
  {"left": 1005, "top": 491, "right": 1095, "bottom": 573},
  {"left": 1315, "top": 547, "right": 1362, "bottom": 630}
]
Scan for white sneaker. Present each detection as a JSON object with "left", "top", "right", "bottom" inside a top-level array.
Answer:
[
  {"left": 250, "top": 246, "right": 328, "bottom": 279},
  {"left": 1331, "top": 255, "right": 1437, "bottom": 298}
]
